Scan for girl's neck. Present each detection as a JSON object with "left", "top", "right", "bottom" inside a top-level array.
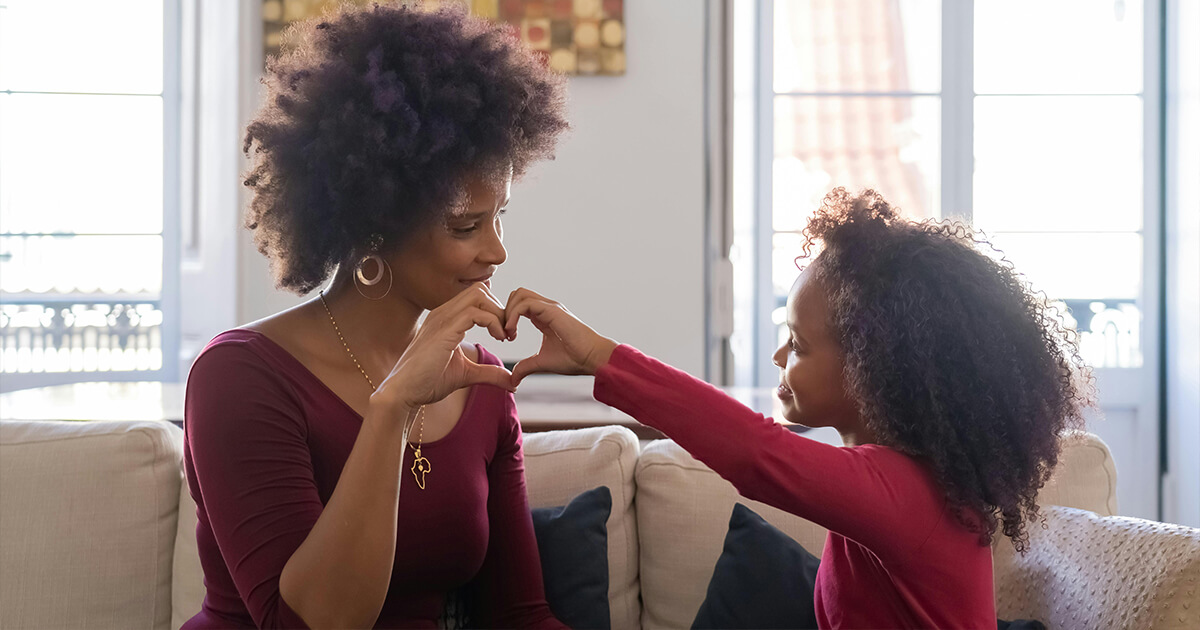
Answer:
[{"left": 837, "top": 419, "right": 879, "bottom": 447}]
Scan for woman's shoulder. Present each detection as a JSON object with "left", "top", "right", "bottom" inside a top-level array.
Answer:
[
  {"left": 188, "top": 327, "right": 311, "bottom": 400},
  {"left": 468, "top": 342, "right": 503, "bottom": 367}
]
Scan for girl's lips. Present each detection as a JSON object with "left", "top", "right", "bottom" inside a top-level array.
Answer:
[{"left": 777, "top": 384, "right": 793, "bottom": 399}]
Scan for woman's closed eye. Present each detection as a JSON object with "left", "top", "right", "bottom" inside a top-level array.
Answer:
[{"left": 449, "top": 209, "right": 505, "bottom": 236}]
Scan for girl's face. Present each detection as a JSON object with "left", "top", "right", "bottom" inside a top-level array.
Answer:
[
  {"left": 390, "top": 172, "right": 512, "bottom": 310},
  {"left": 772, "top": 269, "right": 859, "bottom": 429}
]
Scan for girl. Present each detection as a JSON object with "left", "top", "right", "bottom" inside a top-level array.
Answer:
[{"left": 504, "top": 188, "right": 1093, "bottom": 629}]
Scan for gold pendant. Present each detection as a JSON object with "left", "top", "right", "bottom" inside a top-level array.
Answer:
[{"left": 411, "top": 447, "right": 431, "bottom": 490}]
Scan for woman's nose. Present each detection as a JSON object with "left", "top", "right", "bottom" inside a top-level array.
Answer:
[{"left": 481, "top": 226, "right": 507, "bottom": 265}]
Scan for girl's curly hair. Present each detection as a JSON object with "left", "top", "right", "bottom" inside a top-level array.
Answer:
[
  {"left": 243, "top": 2, "right": 569, "bottom": 293},
  {"left": 802, "top": 188, "right": 1095, "bottom": 552}
]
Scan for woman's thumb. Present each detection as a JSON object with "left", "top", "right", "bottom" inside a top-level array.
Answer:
[{"left": 464, "top": 361, "right": 516, "bottom": 392}]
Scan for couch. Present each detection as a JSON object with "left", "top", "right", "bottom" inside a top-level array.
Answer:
[{"left": 2, "top": 419, "right": 1198, "bottom": 629}]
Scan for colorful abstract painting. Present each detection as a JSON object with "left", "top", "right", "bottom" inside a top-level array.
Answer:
[{"left": 262, "top": 0, "right": 626, "bottom": 76}]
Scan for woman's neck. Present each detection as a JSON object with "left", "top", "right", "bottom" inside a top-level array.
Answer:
[{"left": 318, "top": 268, "right": 422, "bottom": 367}]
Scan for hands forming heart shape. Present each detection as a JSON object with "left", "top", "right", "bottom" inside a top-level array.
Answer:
[{"left": 371, "top": 284, "right": 618, "bottom": 411}]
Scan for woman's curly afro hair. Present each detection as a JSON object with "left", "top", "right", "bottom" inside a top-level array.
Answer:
[
  {"left": 243, "top": 1, "right": 569, "bottom": 293},
  {"left": 802, "top": 188, "right": 1095, "bottom": 552}
]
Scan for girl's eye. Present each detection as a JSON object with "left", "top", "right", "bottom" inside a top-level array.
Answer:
[
  {"left": 451, "top": 223, "right": 479, "bottom": 235},
  {"left": 789, "top": 338, "right": 801, "bottom": 353}
]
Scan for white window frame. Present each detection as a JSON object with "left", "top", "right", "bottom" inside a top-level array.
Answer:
[{"left": 0, "top": 0, "right": 182, "bottom": 392}]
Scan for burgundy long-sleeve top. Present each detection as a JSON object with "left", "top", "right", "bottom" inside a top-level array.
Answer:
[
  {"left": 595, "top": 345, "right": 996, "bottom": 630},
  {"left": 181, "top": 329, "right": 565, "bottom": 629}
]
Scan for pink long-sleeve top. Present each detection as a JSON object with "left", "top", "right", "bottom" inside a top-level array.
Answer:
[
  {"left": 181, "top": 329, "right": 565, "bottom": 629},
  {"left": 595, "top": 344, "right": 995, "bottom": 630}
]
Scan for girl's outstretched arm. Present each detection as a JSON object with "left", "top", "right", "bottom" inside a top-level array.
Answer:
[{"left": 505, "top": 288, "right": 945, "bottom": 560}]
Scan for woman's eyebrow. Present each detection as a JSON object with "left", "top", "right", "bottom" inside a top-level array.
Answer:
[{"left": 453, "top": 210, "right": 490, "bottom": 221}]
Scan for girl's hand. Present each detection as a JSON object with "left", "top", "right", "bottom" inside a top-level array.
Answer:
[
  {"left": 373, "top": 283, "right": 514, "bottom": 410},
  {"left": 504, "top": 287, "right": 619, "bottom": 387}
]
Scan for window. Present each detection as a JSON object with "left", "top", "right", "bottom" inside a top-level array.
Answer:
[
  {"left": 732, "top": 0, "right": 1156, "bottom": 385},
  {"left": 729, "top": 0, "right": 1163, "bottom": 519},
  {"left": 0, "top": 0, "right": 180, "bottom": 392}
]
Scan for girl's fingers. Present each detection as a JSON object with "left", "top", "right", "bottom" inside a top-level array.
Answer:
[
  {"left": 506, "top": 299, "right": 559, "bottom": 336},
  {"left": 505, "top": 288, "right": 557, "bottom": 336},
  {"left": 511, "top": 353, "right": 547, "bottom": 387}
]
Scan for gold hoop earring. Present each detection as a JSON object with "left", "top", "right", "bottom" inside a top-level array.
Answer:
[
  {"left": 356, "top": 254, "right": 385, "bottom": 285},
  {"left": 354, "top": 255, "right": 392, "bottom": 300}
]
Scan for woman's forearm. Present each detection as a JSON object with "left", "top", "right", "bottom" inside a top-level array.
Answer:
[{"left": 278, "top": 403, "right": 411, "bottom": 629}]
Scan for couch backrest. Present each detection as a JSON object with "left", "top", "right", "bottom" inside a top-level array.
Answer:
[
  {"left": 632, "top": 430, "right": 1121, "bottom": 630},
  {"left": 0, "top": 420, "right": 184, "bottom": 630},
  {"left": 522, "top": 426, "right": 642, "bottom": 630},
  {"left": 171, "top": 477, "right": 202, "bottom": 630}
]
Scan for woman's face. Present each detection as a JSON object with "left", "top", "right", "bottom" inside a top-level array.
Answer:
[
  {"left": 390, "top": 172, "right": 512, "bottom": 310},
  {"left": 771, "top": 268, "right": 858, "bottom": 429}
]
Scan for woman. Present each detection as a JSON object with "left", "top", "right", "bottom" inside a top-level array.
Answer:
[
  {"left": 182, "top": 3, "right": 569, "bottom": 628},
  {"left": 504, "top": 189, "right": 1091, "bottom": 629}
]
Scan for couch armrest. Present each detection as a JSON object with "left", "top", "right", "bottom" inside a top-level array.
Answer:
[{"left": 994, "top": 505, "right": 1200, "bottom": 629}]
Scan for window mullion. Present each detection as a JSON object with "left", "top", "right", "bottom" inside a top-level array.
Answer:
[
  {"left": 754, "top": 0, "right": 776, "bottom": 388},
  {"left": 162, "top": 0, "right": 182, "bottom": 382},
  {"left": 941, "top": 0, "right": 974, "bottom": 223}
]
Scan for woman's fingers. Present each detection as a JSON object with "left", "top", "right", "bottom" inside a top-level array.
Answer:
[
  {"left": 451, "top": 305, "right": 508, "bottom": 342},
  {"left": 446, "top": 283, "right": 506, "bottom": 329},
  {"left": 461, "top": 358, "right": 517, "bottom": 392}
]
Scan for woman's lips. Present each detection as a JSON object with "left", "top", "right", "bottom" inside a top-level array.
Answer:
[
  {"left": 777, "top": 384, "right": 793, "bottom": 400},
  {"left": 461, "top": 276, "right": 492, "bottom": 288}
]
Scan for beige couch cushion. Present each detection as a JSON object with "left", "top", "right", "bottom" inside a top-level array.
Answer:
[
  {"left": 522, "top": 426, "right": 641, "bottom": 630},
  {"left": 634, "top": 439, "right": 828, "bottom": 630},
  {"left": 0, "top": 420, "right": 184, "bottom": 630},
  {"left": 634, "top": 431, "right": 1120, "bottom": 630},
  {"left": 994, "top": 505, "right": 1200, "bottom": 629}
]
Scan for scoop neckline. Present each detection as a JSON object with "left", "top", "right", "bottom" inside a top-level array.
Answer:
[{"left": 225, "top": 328, "right": 482, "bottom": 449}]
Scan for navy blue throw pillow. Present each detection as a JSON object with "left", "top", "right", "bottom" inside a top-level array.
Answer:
[
  {"left": 692, "top": 503, "right": 821, "bottom": 630},
  {"left": 531, "top": 485, "right": 612, "bottom": 630}
]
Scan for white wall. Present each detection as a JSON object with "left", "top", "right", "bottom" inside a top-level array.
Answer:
[{"left": 234, "top": 0, "right": 711, "bottom": 377}]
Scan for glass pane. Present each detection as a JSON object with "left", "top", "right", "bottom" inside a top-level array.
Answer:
[
  {"left": 974, "top": 96, "right": 1142, "bottom": 233},
  {"left": 0, "top": 235, "right": 162, "bottom": 296},
  {"left": 1, "top": 303, "right": 164, "bottom": 374},
  {"left": 774, "top": 0, "right": 941, "bottom": 94},
  {"left": 985, "top": 232, "right": 1142, "bottom": 300},
  {"left": 975, "top": 0, "right": 1143, "bottom": 95},
  {"left": 0, "top": 0, "right": 164, "bottom": 94},
  {"left": 0, "top": 94, "right": 163, "bottom": 235},
  {"left": 772, "top": 232, "right": 808, "bottom": 298},
  {"left": 1064, "top": 299, "right": 1142, "bottom": 368},
  {"left": 774, "top": 96, "right": 940, "bottom": 230}
]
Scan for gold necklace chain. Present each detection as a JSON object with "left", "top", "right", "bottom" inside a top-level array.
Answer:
[
  {"left": 319, "top": 290, "right": 430, "bottom": 489},
  {"left": 318, "top": 290, "right": 376, "bottom": 391}
]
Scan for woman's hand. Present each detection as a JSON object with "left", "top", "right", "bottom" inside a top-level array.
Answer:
[
  {"left": 373, "top": 283, "right": 514, "bottom": 410},
  {"left": 504, "top": 287, "right": 619, "bottom": 387}
]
